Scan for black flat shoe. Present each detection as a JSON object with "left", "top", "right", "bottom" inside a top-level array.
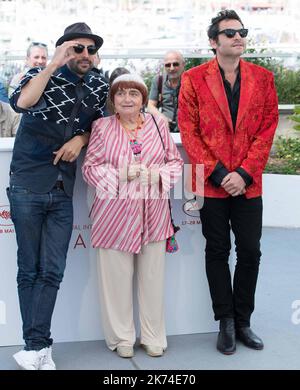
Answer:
[
  {"left": 236, "top": 327, "right": 264, "bottom": 350},
  {"left": 217, "top": 318, "right": 236, "bottom": 355}
]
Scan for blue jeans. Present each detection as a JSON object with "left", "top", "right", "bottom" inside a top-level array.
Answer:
[{"left": 7, "top": 184, "right": 73, "bottom": 351}]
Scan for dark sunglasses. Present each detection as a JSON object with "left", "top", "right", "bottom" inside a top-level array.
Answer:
[
  {"left": 73, "top": 44, "right": 98, "bottom": 55},
  {"left": 164, "top": 62, "right": 180, "bottom": 68},
  {"left": 217, "top": 28, "right": 248, "bottom": 38}
]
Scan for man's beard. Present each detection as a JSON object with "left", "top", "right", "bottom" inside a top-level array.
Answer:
[
  {"left": 68, "top": 59, "right": 93, "bottom": 76},
  {"left": 168, "top": 72, "right": 181, "bottom": 80}
]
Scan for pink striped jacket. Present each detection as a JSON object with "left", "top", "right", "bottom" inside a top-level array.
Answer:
[{"left": 82, "top": 113, "right": 183, "bottom": 253}]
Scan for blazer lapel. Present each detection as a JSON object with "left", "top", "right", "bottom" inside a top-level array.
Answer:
[
  {"left": 236, "top": 59, "right": 255, "bottom": 130},
  {"left": 205, "top": 58, "right": 233, "bottom": 133}
]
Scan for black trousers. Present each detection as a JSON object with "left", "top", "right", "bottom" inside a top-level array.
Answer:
[{"left": 200, "top": 196, "right": 262, "bottom": 327}]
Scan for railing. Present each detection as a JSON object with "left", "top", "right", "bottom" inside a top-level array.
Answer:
[
  {"left": 1, "top": 51, "right": 299, "bottom": 106},
  {"left": 1, "top": 50, "right": 299, "bottom": 77},
  {"left": 1, "top": 47, "right": 300, "bottom": 60},
  {"left": 278, "top": 104, "right": 295, "bottom": 114}
]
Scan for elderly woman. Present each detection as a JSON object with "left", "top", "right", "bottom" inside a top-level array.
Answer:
[{"left": 82, "top": 74, "right": 183, "bottom": 358}]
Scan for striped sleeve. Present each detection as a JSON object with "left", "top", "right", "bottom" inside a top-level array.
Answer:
[
  {"left": 82, "top": 119, "right": 119, "bottom": 198},
  {"left": 157, "top": 117, "right": 183, "bottom": 192}
]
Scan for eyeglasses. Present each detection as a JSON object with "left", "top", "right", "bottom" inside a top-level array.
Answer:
[
  {"left": 217, "top": 28, "right": 248, "bottom": 38},
  {"left": 73, "top": 44, "right": 98, "bottom": 55},
  {"left": 164, "top": 62, "right": 180, "bottom": 68},
  {"left": 30, "top": 42, "right": 48, "bottom": 48}
]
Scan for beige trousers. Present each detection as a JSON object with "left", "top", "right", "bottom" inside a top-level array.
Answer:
[{"left": 96, "top": 240, "right": 167, "bottom": 350}]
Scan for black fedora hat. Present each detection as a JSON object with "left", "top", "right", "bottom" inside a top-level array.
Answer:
[{"left": 56, "top": 22, "right": 103, "bottom": 49}]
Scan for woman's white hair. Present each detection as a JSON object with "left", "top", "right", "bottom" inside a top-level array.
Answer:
[{"left": 111, "top": 73, "right": 147, "bottom": 91}]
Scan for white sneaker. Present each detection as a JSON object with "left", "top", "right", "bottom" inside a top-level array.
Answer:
[
  {"left": 38, "top": 347, "right": 56, "bottom": 370},
  {"left": 13, "top": 350, "right": 40, "bottom": 370},
  {"left": 142, "top": 344, "right": 164, "bottom": 357},
  {"left": 116, "top": 345, "right": 134, "bottom": 358}
]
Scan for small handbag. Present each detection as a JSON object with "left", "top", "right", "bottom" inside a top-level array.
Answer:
[
  {"left": 166, "top": 221, "right": 180, "bottom": 253},
  {"left": 166, "top": 235, "right": 178, "bottom": 253},
  {"left": 151, "top": 114, "right": 180, "bottom": 253}
]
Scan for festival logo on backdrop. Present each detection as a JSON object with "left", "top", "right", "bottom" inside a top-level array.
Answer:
[
  {"left": 0, "top": 205, "right": 13, "bottom": 226},
  {"left": 0, "top": 205, "right": 14, "bottom": 233}
]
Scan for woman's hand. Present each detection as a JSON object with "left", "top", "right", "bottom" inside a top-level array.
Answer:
[
  {"left": 140, "top": 165, "right": 160, "bottom": 186},
  {"left": 127, "top": 164, "right": 141, "bottom": 181}
]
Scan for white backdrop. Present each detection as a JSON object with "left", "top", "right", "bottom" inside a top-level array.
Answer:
[{"left": 0, "top": 139, "right": 216, "bottom": 347}]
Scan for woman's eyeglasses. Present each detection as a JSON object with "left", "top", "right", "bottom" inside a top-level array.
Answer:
[
  {"left": 164, "top": 62, "right": 180, "bottom": 68},
  {"left": 217, "top": 28, "right": 248, "bottom": 38},
  {"left": 30, "top": 42, "right": 48, "bottom": 48},
  {"left": 73, "top": 44, "right": 98, "bottom": 55}
]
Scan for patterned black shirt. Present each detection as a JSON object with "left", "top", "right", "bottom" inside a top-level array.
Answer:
[
  {"left": 9, "top": 64, "right": 109, "bottom": 196},
  {"left": 10, "top": 64, "right": 109, "bottom": 135}
]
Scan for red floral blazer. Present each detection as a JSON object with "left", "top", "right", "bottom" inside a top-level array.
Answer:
[{"left": 178, "top": 58, "right": 279, "bottom": 198}]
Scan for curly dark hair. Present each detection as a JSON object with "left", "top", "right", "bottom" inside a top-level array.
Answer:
[{"left": 207, "top": 10, "right": 244, "bottom": 54}]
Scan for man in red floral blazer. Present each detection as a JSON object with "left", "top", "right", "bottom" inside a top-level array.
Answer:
[{"left": 178, "top": 10, "right": 278, "bottom": 355}]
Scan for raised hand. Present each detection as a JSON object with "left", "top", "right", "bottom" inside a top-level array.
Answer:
[{"left": 50, "top": 40, "right": 80, "bottom": 68}]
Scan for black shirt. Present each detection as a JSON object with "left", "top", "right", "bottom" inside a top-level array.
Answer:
[{"left": 219, "top": 65, "right": 240, "bottom": 130}]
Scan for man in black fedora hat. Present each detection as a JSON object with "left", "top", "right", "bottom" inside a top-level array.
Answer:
[
  {"left": 56, "top": 22, "right": 104, "bottom": 49},
  {"left": 8, "top": 22, "right": 108, "bottom": 370}
]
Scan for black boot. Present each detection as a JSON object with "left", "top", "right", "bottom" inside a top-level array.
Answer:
[
  {"left": 217, "top": 318, "right": 236, "bottom": 355},
  {"left": 236, "top": 327, "right": 264, "bottom": 350}
]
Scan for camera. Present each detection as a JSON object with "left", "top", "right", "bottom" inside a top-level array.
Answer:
[{"left": 169, "top": 120, "right": 179, "bottom": 133}]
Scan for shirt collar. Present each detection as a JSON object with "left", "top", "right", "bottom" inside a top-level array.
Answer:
[
  {"left": 165, "top": 73, "right": 180, "bottom": 89},
  {"left": 218, "top": 63, "right": 241, "bottom": 82}
]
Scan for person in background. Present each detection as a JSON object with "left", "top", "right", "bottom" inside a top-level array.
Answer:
[
  {"left": 0, "top": 80, "right": 9, "bottom": 103},
  {"left": 0, "top": 100, "right": 20, "bottom": 137},
  {"left": 109, "top": 67, "right": 130, "bottom": 85},
  {"left": 8, "top": 42, "right": 48, "bottom": 97},
  {"left": 147, "top": 50, "right": 185, "bottom": 133},
  {"left": 93, "top": 51, "right": 101, "bottom": 71},
  {"left": 91, "top": 52, "right": 107, "bottom": 77},
  {"left": 178, "top": 10, "right": 278, "bottom": 355},
  {"left": 82, "top": 73, "right": 183, "bottom": 359},
  {"left": 8, "top": 22, "right": 108, "bottom": 370}
]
